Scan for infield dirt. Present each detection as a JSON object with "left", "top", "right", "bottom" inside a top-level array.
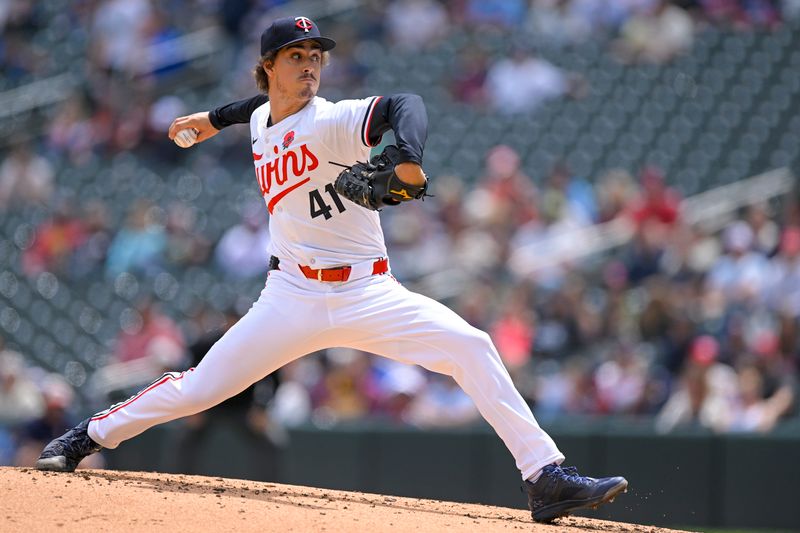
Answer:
[{"left": 0, "top": 466, "right": 687, "bottom": 532}]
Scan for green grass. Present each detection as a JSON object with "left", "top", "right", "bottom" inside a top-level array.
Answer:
[{"left": 692, "top": 528, "right": 800, "bottom": 533}]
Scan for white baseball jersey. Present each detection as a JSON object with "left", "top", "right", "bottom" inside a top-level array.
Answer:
[{"left": 250, "top": 96, "right": 386, "bottom": 268}]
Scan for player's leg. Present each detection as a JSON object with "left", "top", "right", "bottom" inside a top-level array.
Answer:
[
  {"left": 36, "top": 272, "right": 328, "bottom": 471},
  {"left": 337, "top": 276, "right": 562, "bottom": 478},
  {"left": 335, "top": 275, "right": 627, "bottom": 522}
]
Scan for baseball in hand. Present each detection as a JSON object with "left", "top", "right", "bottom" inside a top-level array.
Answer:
[{"left": 174, "top": 128, "right": 198, "bottom": 148}]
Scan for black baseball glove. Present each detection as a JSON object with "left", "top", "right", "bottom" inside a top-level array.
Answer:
[{"left": 333, "top": 145, "right": 428, "bottom": 211}]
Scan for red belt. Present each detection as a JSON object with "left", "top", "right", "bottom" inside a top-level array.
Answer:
[{"left": 298, "top": 258, "right": 389, "bottom": 282}]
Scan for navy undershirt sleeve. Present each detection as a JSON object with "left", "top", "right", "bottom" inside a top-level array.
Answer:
[
  {"left": 208, "top": 94, "right": 268, "bottom": 129},
  {"left": 367, "top": 94, "right": 428, "bottom": 166}
]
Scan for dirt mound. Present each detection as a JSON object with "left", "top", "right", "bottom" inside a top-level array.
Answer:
[{"left": 1, "top": 467, "right": 683, "bottom": 532}]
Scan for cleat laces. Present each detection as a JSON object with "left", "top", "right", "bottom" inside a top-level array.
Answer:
[{"left": 558, "top": 466, "right": 593, "bottom": 485}]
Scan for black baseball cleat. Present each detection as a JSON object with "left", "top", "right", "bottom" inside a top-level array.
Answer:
[
  {"left": 525, "top": 464, "right": 628, "bottom": 523},
  {"left": 35, "top": 418, "right": 102, "bottom": 472}
]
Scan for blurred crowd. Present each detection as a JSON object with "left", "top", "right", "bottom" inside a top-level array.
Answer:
[
  {"left": 1, "top": 0, "right": 800, "bottom": 467},
  {"left": 0, "top": 335, "right": 104, "bottom": 468},
  {"left": 2, "top": 0, "right": 799, "bottom": 172},
  {"left": 392, "top": 149, "right": 800, "bottom": 434},
  {"left": 2, "top": 145, "right": 797, "bottom": 462}
]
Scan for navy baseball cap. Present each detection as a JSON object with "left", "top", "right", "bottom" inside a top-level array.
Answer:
[{"left": 260, "top": 16, "right": 336, "bottom": 55}]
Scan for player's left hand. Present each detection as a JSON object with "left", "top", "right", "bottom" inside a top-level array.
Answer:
[
  {"left": 333, "top": 145, "right": 429, "bottom": 211},
  {"left": 168, "top": 112, "right": 220, "bottom": 144}
]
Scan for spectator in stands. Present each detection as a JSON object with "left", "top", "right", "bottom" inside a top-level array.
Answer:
[
  {"left": 21, "top": 197, "right": 86, "bottom": 278},
  {"left": 89, "top": 0, "right": 153, "bottom": 75},
  {"left": 71, "top": 200, "right": 112, "bottom": 279},
  {"left": 463, "top": 0, "right": 529, "bottom": 29},
  {"left": 622, "top": 166, "right": 682, "bottom": 281},
  {"left": 373, "top": 359, "right": 427, "bottom": 423},
  {"left": 784, "top": 0, "right": 800, "bottom": 19},
  {"left": 450, "top": 48, "right": 490, "bottom": 106},
  {"left": 112, "top": 296, "right": 185, "bottom": 366},
  {"left": 537, "top": 351, "right": 611, "bottom": 418},
  {"left": 747, "top": 330, "right": 798, "bottom": 405},
  {"left": 707, "top": 220, "right": 771, "bottom": 303},
  {"left": 269, "top": 358, "right": 317, "bottom": 428},
  {"left": 47, "top": 93, "right": 99, "bottom": 165},
  {"left": 484, "top": 47, "right": 585, "bottom": 114},
  {"left": 575, "top": 0, "right": 645, "bottom": 33},
  {"left": 214, "top": 202, "right": 270, "bottom": 279},
  {"left": 136, "top": 7, "right": 189, "bottom": 80},
  {"left": 109, "top": 90, "right": 152, "bottom": 152},
  {"left": 612, "top": 0, "right": 694, "bottom": 64},
  {"left": 0, "top": 140, "right": 55, "bottom": 210},
  {"left": 473, "top": 145, "right": 539, "bottom": 229},
  {"left": 0, "top": 0, "right": 45, "bottom": 83},
  {"left": 540, "top": 161, "right": 598, "bottom": 226},
  {"left": 0, "top": 345, "right": 44, "bottom": 426},
  {"left": 593, "top": 343, "right": 648, "bottom": 414},
  {"left": 596, "top": 169, "right": 639, "bottom": 223},
  {"left": 775, "top": 310, "right": 798, "bottom": 371},
  {"left": 700, "top": 0, "right": 782, "bottom": 29},
  {"left": 431, "top": 174, "right": 468, "bottom": 241},
  {"left": 313, "top": 28, "right": 368, "bottom": 100},
  {"left": 624, "top": 230, "right": 667, "bottom": 283},
  {"left": 453, "top": 280, "right": 500, "bottom": 331},
  {"left": 526, "top": 0, "right": 590, "bottom": 47},
  {"left": 404, "top": 373, "right": 480, "bottom": 428},
  {"left": 729, "top": 363, "right": 794, "bottom": 432},
  {"left": 745, "top": 202, "right": 780, "bottom": 255},
  {"left": 628, "top": 165, "right": 681, "bottom": 228},
  {"left": 490, "top": 292, "right": 536, "bottom": 371},
  {"left": 460, "top": 146, "right": 538, "bottom": 276},
  {"left": 311, "top": 349, "right": 380, "bottom": 424},
  {"left": 683, "top": 225, "right": 723, "bottom": 276},
  {"left": 105, "top": 199, "right": 167, "bottom": 279},
  {"left": 143, "top": 95, "right": 188, "bottom": 158},
  {"left": 526, "top": 0, "right": 637, "bottom": 44},
  {"left": 385, "top": 0, "right": 450, "bottom": 51},
  {"left": 655, "top": 335, "right": 739, "bottom": 433},
  {"left": 382, "top": 202, "right": 451, "bottom": 281},
  {"left": 164, "top": 202, "right": 210, "bottom": 268},
  {"left": 13, "top": 374, "right": 103, "bottom": 469},
  {"left": 767, "top": 226, "right": 800, "bottom": 317}
]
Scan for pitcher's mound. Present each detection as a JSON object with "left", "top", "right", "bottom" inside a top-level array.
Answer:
[{"left": 0, "top": 467, "right": 683, "bottom": 532}]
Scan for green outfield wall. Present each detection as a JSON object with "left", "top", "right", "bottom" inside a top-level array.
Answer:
[{"left": 103, "top": 418, "right": 800, "bottom": 530}]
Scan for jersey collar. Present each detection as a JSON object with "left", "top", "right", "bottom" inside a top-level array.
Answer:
[{"left": 262, "top": 97, "right": 323, "bottom": 130}]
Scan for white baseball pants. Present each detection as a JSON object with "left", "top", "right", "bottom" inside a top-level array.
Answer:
[{"left": 89, "top": 268, "right": 564, "bottom": 480}]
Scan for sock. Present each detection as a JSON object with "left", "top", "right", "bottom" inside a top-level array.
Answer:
[{"left": 528, "top": 462, "right": 562, "bottom": 483}]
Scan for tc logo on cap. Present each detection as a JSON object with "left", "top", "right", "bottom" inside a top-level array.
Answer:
[
  {"left": 260, "top": 16, "right": 336, "bottom": 55},
  {"left": 295, "top": 16, "right": 313, "bottom": 32}
]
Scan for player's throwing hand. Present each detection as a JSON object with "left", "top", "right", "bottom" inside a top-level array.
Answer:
[{"left": 168, "top": 112, "right": 221, "bottom": 145}]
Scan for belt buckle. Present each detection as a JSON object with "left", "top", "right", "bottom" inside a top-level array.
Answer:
[{"left": 317, "top": 269, "right": 323, "bottom": 282}]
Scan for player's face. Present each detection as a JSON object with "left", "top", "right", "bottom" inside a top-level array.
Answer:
[{"left": 269, "top": 41, "right": 323, "bottom": 102}]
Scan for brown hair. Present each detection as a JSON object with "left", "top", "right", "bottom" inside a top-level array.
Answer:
[{"left": 253, "top": 48, "right": 330, "bottom": 93}]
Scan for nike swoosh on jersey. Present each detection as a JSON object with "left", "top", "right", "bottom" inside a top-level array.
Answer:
[{"left": 252, "top": 137, "right": 258, "bottom": 145}]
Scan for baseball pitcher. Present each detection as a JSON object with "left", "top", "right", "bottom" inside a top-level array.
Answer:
[{"left": 36, "top": 16, "right": 627, "bottom": 523}]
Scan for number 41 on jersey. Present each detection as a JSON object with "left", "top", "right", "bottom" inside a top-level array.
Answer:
[{"left": 309, "top": 183, "right": 346, "bottom": 220}]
